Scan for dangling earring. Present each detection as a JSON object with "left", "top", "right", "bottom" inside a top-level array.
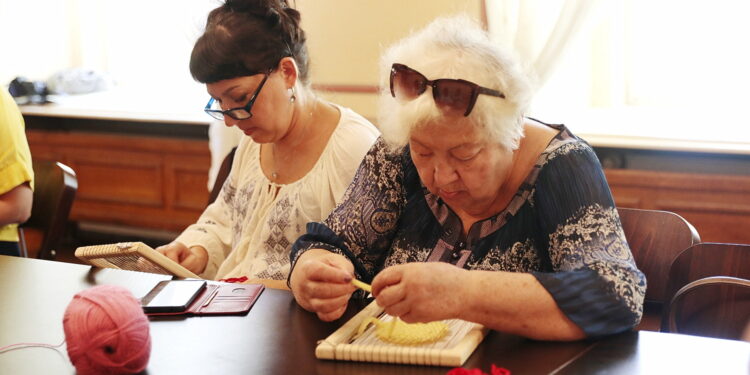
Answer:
[{"left": 289, "top": 87, "right": 296, "bottom": 103}]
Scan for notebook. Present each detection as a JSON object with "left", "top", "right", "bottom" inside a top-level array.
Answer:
[
  {"left": 316, "top": 300, "right": 488, "bottom": 366},
  {"left": 75, "top": 242, "right": 200, "bottom": 279}
]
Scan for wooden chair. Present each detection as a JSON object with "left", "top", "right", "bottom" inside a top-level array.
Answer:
[
  {"left": 617, "top": 207, "right": 701, "bottom": 330},
  {"left": 664, "top": 275, "right": 750, "bottom": 340},
  {"left": 207, "top": 147, "right": 237, "bottom": 206},
  {"left": 661, "top": 242, "right": 750, "bottom": 339},
  {"left": 18, "top": 161, "right": 78, "bottom": 260}
]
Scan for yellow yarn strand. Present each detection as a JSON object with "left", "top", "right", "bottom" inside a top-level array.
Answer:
[{"left": 351, "top": 279, "right": 371, "bottom": 293}]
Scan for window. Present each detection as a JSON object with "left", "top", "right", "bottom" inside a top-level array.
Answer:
[
  {"left": 1, "top": 0, "right": 216, "bottom": 102},
  {"left": 531, "top": 1, "right": 750, "bottom": 145}
]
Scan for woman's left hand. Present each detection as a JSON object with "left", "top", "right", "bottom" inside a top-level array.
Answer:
[{"left": 370, "top": 262, "right": 469, "bottom": 323}]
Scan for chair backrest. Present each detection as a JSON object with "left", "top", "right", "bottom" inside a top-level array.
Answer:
[
  {"left": 661, "top": 242, "right": 750, "bottom": 336},
  {"left": 207, "top": 146, "right": 237, "bottom": 206},
  {"left": 617, "top": 207, "right": 701, "bottom": 304},
  {"left": 19, "top": 161, "right": 78, "bottom": 259},
  {"left": 664, "top": 275, "right": 750, "bottom": 340}
]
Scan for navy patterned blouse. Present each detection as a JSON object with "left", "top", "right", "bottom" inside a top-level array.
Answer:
[{"left": 290, "top": 123, "right": 646, "bottom": 337}]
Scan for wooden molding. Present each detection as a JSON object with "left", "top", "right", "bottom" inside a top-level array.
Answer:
[{"left": 311, "top": 84, "right": 380, "bottom": 94}]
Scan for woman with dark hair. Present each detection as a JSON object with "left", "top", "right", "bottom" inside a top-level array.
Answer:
[{"left": 157, "top": 0, "right": 379, "bottom": 285}]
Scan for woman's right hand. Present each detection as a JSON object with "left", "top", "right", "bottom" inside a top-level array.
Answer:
[
  {"left": 155, "top": 242, "right": 208, "bottom": 275},
  {"left": 290, "top": 249, "right": 356, "bottom": 321}
]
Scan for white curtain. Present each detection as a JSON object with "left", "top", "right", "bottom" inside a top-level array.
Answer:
[{"left": 484, "top": 0, "right": 601, "bottom": 89}]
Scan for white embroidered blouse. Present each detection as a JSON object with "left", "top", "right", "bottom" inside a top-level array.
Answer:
[{"left": 175, "top": 105, "right": 379, "bottom": 280}]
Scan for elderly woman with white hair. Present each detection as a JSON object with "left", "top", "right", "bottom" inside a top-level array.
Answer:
[{"left": 288, "top": 16, "right": 645, "bottom": 341}]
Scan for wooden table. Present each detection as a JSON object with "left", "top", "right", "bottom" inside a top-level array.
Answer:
[{"left": 1, "top": 256, "right": 748, "bottom": 374}]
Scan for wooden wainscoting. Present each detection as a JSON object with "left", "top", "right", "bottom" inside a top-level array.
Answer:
[
  {"left": 605, "top": 168, "right": 750, "bottom": 244},
  {"left": 26, "top": 130, "right": 210, "bottom": 232},
  {"left": 24, "top": 122, "right": 750, "bottom": 245}
]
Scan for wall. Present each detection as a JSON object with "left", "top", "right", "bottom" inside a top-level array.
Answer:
[
  {"left": 2, "top": 0, "right": 482, "bottom": 119},
  {"left": 296, "top": 0, "right": 483, "bottom": 120}
]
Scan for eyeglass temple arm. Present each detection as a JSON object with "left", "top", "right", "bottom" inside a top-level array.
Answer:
[{"left": 479, "top": 87, "right": 505, "bottom": 98}]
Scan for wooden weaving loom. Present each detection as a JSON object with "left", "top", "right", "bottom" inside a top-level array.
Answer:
[
  {"left": 75, "top": 242, "right": 201, "bottom": 279},
  {"left": 316, "top": 300, "right": 487, "bottom": 366}
]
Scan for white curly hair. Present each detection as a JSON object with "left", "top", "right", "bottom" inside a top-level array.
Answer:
[{"left": 377, "top": 15, "right": 533, "bottom": 152}]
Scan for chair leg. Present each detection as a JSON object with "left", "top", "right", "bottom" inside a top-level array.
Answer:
[{"left": 17, "top": 227, "right": 28, "bottom": 258}]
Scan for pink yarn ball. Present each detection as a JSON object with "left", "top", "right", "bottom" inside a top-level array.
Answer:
[{"left": 63, "top": 285, "right": 151, "bottom": 375}]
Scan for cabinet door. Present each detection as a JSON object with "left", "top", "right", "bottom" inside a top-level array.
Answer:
[
  {"left": 27, "top": 130, "right": 210, "bottom": 231},
  {"left": 606, "top": 169, "right": 750, "bottom": 244}
]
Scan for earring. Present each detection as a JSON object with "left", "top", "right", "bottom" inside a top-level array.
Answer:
[{"left": 289, "top": 87, "right": 296, "bottom": 103}]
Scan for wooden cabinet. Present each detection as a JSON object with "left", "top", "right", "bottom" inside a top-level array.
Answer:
[
  {"left": 21, "top": 111, "right": 750, "bottom": 246},
  {"left": 605, "top": 168, "right": 750, "bottom": 244},
  {"left": 25, "top": 119, "right": 211, "bottom": 233}
]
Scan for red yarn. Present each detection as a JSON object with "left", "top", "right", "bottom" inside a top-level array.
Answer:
[
  {"left": 218, "top": 276, "right": 249, "bottom": 283},
  {"left": 63, "top": 285, "right": 151, "bottom": 375}
]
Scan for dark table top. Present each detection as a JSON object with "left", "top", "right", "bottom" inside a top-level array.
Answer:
[{"left": 1, "top": 256, "right": 748, "bottom": 375}]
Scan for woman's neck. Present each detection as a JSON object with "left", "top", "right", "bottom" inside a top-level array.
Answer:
[
  {"left": 275, "top": 95, "right": 320, "bottom": 151},
  {"left": 261, "top": 94, "right": 340, "bottom": 184}
]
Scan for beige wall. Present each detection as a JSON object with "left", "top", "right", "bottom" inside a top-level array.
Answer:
[
  {"left": 296, "top": 0, "right": 484, "bottom": 121},
  {"left": 1, "top": 1, "right": 482, "bottom": 121}
]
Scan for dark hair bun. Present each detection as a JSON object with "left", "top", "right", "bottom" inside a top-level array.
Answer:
[
  {"left": 223, "top": 0, "right": 285, "bottom": 22},
  {"left": 223, "top": 0, "right": 282, "bottom": 12},
  {"left": 221, "top": 0, "right": 301, "bottom": 46},
  {"left": 190, "top": 0, "right": 310, "bottom": 84}
]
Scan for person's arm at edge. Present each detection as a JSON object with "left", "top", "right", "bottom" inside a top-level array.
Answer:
[{"left": 0, "top": 182, "right": 32, "bottom": 226}]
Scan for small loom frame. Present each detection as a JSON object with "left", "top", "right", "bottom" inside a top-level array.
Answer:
[
  {"left": 316, "top": 300, "right": 487, "bottom": 366},
  {"left": 75, "top": 242, "right": 201, "bottom": 279}
]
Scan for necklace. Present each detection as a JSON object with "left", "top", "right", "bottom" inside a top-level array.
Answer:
[
  {"left": 270, "top": 144, "right": 279, "bottom": 181},
  {"left": 267, "top": 99, "right": 318, "bottom": 182}
]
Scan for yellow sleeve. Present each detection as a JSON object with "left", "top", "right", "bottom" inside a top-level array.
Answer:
[
  {"left": 0, "top": 89, "right": 34, "bottom": 242},
  {"left": 0, "top": 89, "right": 34, "bottom": 194}
]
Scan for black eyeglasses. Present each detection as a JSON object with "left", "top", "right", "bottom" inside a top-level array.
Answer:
[
  {"left": 204, "top": 69, "right": 272, "bottom": 121},
  {"left": 390, "top": 63, "right": 505, "bottom": 117}
]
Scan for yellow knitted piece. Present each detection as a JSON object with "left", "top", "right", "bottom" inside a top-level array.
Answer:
[
  {"left": 350, "top": 279, "right": 449, "bottom": 345},
  {"left": 356, "top": 316, "right": 449, "bottom": 346}
]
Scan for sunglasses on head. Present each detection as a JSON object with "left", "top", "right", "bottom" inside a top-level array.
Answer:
[{"left": 390, "top": 63, "right": 505, "bottom": 117}]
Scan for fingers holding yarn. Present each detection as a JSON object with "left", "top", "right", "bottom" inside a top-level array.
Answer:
[
  {"left": 373, "top": 279, "right": 407, "bottom": 312},
  {"left": 308, "top": 293, "right": 351, "bottom": 314},
  {"left": 317, "top": 304, "right": 348, "bottom": 322},
  {"left": 381, "top": 297, "right": 413, "bottom": 322},
  {"left": 370, "top": 266, "right": 404, "bottom": 297}
]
